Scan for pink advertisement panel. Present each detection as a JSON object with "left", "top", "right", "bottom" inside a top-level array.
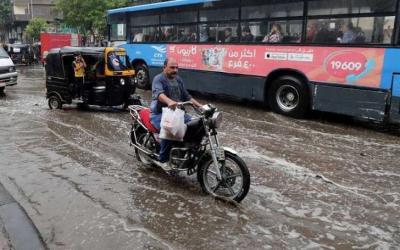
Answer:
[{"left": 167, "top": 44, "right": 385, "bottom": 88}]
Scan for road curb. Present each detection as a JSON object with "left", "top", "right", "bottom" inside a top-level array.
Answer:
[{"left": 0, "top": 183, "right": 45, "bottom": 250}]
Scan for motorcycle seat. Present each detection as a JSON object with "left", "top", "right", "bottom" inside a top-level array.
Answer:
[{"left": 139, "top": 108, "right": 159, "bottom": 133}]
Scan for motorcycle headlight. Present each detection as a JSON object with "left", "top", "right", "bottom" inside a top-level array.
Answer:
[
  {"left": 9, "top": 66, "right": 16, "bottom": 72},
  {"left": 210, "top": 112, "right": 222, "bottom": 128},
  {"left": 120, "top": 78, "right": 125, "bottom": 85}
]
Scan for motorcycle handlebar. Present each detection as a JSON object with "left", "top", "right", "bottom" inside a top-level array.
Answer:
[
  {"left": 176, "top": 102, "right": 216, "bottom": 116},
  {"left": 176, "top": 101, "right": 193, "bottom": 107},
  {"left": 177, "top": 101, "right": 202, "bottom": 115}
]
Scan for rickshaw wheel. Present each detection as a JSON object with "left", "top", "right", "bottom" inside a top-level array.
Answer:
[{"left": 48, "top": 95, "right": 62, "bottom": 109}]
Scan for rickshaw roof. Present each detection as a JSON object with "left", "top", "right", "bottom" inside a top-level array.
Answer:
[{"left": 49, "top": 46, "right": 106, "bottom": 55}]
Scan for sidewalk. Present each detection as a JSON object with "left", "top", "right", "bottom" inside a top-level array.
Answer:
[{"left": 0, "top": 183, "right": 45, "bottom": 250}]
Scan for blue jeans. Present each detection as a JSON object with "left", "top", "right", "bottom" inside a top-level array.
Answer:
[{"left": 150, "top": 113, "right": 191, "bottom": 162}]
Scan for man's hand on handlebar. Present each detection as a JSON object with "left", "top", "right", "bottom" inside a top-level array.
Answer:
[
  {"left": 167, "top": 100, "right": 178, "bottom": 109},
  {"left": 190, "top": 98, "right": 202, "bottom": 109}
]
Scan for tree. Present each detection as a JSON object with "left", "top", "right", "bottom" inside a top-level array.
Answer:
[
  {"left": 54, "top": 0, "right": 129, "bottom": 43},
  {"left": 25, "top": 17, "right": 48, "bottom": 42},
  {"left": 0, "top": 0, "right": 12, "bottom": 42}
]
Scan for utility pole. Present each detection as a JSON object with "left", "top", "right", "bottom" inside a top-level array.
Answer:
[{"left": 30, "top": 0, "right": 33, "bottom": 19}]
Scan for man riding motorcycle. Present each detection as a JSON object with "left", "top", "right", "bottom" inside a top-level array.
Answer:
[{"left": 150, "top": 58, "right": 203, "bottom": 166}]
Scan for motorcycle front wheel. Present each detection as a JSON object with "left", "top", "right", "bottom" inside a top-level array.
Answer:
[{"left": 198, "top": 151, "right": 250, "bottom": 202}]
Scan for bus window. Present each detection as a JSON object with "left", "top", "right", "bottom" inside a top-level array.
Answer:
[
  {"left": 176, "top": 25, "right": 197, "bottom": 43},
  {"left": 160, "top": 25, "right": 198, "bottom": 43},
  {"left": 109, "top": 13, "right": 127, "bottom": 41},
  {"left": 241, "top": 0, "right": 303, "bottom": 19},
  {"left": 247, "top": 20, "right": 302, "bottom": 44},
  {"left": 161, "top": 9, "right": 197, "bottom": 24},
  {"left": 130, "top": 26, "right": 159, "bottom": 42},
  {"left": 110, "top": 23, "right": 126, "bottom": 41},
  {"left": 160, "top": 26, "right": 178, "bottom": 42},
  {"left": 199, "top": 24, "right": 210, "bottom": 43},
  {"left": 199, "top": 7, "right": 239, "bottom": 22},
  {"left": 382, "top": 17, "right": 395, "bottom": 44},
  {"left": 130, "top": 13, "right": 158, "bottom": 26},
  {"left": 307, "top": 16, "right": 395, "bottom": 44},
  {"left": 308, "top": 0, "right": 396, "bottom": 16},
  {"left": 242, "top": 22, "right": 267, "bottom": 42},
  {"left": 206, "top": 23, "right": 239, "bottom": 43},
  {"left": 240, "top": 24, "right": 255, "bottom": 43},
  {"left": 131, "top": 28, "right": 144, "bottom": 42}
]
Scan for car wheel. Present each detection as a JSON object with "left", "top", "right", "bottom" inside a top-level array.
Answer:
[{"left": 0, "top": 87, "right": 4, "bottom": 94}]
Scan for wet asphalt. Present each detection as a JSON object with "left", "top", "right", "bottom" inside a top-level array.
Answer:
[{"left": 0, "top": 65, "right": 399, "bottom": 249}]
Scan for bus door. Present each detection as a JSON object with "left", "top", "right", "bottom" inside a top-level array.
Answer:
[{"left": 390, "top": 74, "right": 400, "bottom": 122}]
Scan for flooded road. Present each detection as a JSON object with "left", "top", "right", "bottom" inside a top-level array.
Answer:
[{"left": 0, "top": 65, "right": 399, "bottom": 249}]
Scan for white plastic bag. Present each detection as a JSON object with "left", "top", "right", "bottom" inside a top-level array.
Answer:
[{"left": 159, "top": 107, "right": 187, "bottom": 141}]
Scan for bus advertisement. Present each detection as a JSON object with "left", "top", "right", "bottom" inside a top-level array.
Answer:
[{"left": 108, "top": 0, "right": 400, "bottom": 124}]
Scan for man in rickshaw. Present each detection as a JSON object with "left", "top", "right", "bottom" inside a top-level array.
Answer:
[{"left": 72, "top": 53, "right": 87, "bottom": 100}]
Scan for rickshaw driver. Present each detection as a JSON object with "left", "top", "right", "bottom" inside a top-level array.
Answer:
[
  {"left": 150, "top": 57, "right": 203, "bottom": 165},
  {"left": 72, "top": 53, "right": 87, "bottom": 100}
]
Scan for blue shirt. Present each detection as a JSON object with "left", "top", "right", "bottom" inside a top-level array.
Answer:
[
  {"left": 341, "top": 30, "right": 356, "bottom": 43},
  {"left": 150, "top": 73, "right": 192, "bottom": 115}
]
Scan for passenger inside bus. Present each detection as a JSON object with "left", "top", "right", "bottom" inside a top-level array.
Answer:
[
  {"left": 306, "top": 22, "right": 318, "bottom": 43},
  {"left": 223, "top": 27, "right": 237, "bottom": 43},
  {"left": 241, "top": 26, "right": 254, "bottom": 42},
  {"left": 178, "top": 28, "right": 196, "bottom": 42},
  {"left": 338, "top": 22, "right": 356, "bottom": 43},
  {"left": 145, "top": 31, "right": 157, "bottom": 42},
  {"left": 162, "top": 27, "right": 177, "bottom": 42},
  {"left": 262, "top": 23, "right": 283, "bottom": 43},
  {"left": 133, "top": 32, "right": 144, "bottom": 42},
  {"left": 199, "top": 25, "right": 209, "bottom": 42},
  {"left": 312, "top": 22, "right": 336, "bottom": 43},
  {"left": 383, "top": 25, "right": 393, "bottom": 43}
]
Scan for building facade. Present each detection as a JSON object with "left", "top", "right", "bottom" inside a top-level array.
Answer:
[{"left": 8, "top": 0, "right": 60, "bottom": 42}]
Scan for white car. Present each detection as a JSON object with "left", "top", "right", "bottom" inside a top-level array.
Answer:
[{"left": 0, "top": 47, "right": 18, "bottom": 93}]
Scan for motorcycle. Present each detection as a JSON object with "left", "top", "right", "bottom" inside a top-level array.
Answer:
[{"left": 128, "top": 102, "right": 250, "bottom": 202}]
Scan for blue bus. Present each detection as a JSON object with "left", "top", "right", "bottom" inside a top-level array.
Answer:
[{"left": 107, "top": 0, "right": 400, "bottom": 123}]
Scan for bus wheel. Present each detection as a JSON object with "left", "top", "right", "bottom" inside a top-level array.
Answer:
[
  {"left": 134, "top": 63, "right": 150, "bottom": 90},
  {"left": 268, "top": 76, "right": 309, "bottom": 118},
  {"left": 48, "top": 95, "right": 62, "bottom": 109}
]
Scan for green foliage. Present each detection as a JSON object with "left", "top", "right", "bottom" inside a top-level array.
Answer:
[
  {"left": 54, "top": 0, "right": 129, "bottom": 37},
  {"left": 25, "top": 17, "right": 48, "bottom": 41},
  {"left": 0, "top": 0, "right": 12, "bottom": 26}
]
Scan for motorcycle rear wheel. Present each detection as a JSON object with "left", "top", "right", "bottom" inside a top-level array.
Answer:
[
  {"left": 198, "top": 151, "right": 250, "bottom": 202},
  {"left": 135, "top": 133, "right": 156, "bottom": 166}
]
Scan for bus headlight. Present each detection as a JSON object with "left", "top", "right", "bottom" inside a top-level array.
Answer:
[{"left": 120, "top": 78, "right": 125, "bottom": 85}]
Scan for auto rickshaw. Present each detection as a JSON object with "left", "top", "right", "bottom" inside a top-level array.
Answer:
[
  {"left": 45, "top": 47, "right": 138, "bottom": 109},
  {"left": 4, "top": 43, "right": 35, "bottom": 65}
]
